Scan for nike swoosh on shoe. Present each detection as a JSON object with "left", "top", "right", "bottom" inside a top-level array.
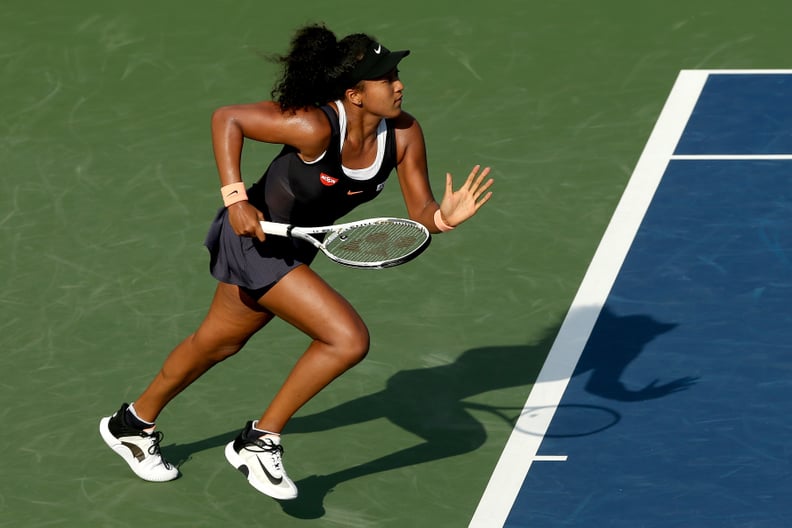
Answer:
[{"left": 257, "top": 458, "right": 283, "bottom": 485}]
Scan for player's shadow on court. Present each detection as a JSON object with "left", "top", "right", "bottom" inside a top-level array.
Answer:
[
  {"left": 163, "top": 306, "right": 695, "bottom": 519},
  {"left": 575, "top": 306, "right": 697, "bottom": 401}
]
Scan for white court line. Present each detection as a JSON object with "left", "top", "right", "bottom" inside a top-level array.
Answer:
[
  {"left": 672, "top": 155, "right": 792, "bottom": 160},
  {"left": 533, "top": 456, "right": 568, "bottom": 462},
  {"left": 467, "top": 69, "right": 710, "bottom": 528},
  {"left": 678, "top": 69, "right": 792, "bottom": 74}
]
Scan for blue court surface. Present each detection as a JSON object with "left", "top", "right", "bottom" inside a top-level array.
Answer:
[{"left": 470, "top": 71, "right": 792, "bottom": 527}]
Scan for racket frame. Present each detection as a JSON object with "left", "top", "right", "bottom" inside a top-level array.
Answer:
[{"left": 259, "top": 217, "right": 431, "bottom": 269}]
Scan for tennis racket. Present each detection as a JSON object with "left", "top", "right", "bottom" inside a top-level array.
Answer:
[{"left": 259, "top": 217, "right": 431, "bottom": 269}]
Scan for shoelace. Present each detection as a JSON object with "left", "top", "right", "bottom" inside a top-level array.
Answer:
[
  {"left": 142, "top": 430, "right": 173, "bottom": 469},
  {"left": 245, "top": 438, "right": 285, "bottom": 470}
]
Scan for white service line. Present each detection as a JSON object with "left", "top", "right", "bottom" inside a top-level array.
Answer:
[{"left": 671, "top": 154, "right": 792, "bottom": 160}]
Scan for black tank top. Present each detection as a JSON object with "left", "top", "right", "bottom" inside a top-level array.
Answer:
[{"left": 247, "top": 104, "right": 397, "bottom": 227}]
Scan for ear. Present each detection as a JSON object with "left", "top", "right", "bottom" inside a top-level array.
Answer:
[{"left": 345, "top": 86, "right": 364, "bottom": 107}]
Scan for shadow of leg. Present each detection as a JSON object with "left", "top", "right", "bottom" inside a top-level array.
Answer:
[
  {"left": 162, "top": 429, "right": 239, "bottom": 468},
  {"left": 281, "top": 416, "right": 486, "bottom": 519}
]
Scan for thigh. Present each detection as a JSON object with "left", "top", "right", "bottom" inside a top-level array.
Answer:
[
  {"left": 257, "top": 265, "right": 367, "bottom": 342},
  {"left": 193, "top": 282, "right": 275, "bottom": 348}
]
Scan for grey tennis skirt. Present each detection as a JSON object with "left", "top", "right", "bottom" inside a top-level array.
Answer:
[{"left": 204, "top": 207, "right": 319, "bottom": 295}]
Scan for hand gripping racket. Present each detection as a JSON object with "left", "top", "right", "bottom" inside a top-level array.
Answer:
[{"left": 259, "top": 217, "right": 431, "bottom": 269}]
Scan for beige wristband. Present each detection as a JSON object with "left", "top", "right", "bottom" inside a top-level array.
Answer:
[
  {"left": 221, "top": 182, "right": 248, "bottom": 207},
  {"left": 434, "top": 209, "right": 455, "bottom": 232}
]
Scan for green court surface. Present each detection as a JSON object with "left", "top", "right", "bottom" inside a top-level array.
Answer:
[{"left": 2, "top": 2, "right": 790, "bottom": 527}]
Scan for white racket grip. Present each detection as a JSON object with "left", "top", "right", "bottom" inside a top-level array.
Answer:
[{"left": 259, "top": 221, "right": 292, "bottom": 238}]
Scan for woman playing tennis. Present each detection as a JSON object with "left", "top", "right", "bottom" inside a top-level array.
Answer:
[{"left": 99, "top": 23, "right": 493, "bottom": 500}]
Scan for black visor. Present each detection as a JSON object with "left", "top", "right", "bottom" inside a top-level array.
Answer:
[{"left": 348, "top": 42, "right": 410, "bottom": 83}]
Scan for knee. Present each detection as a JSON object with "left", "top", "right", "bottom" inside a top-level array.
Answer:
[
  {"left": 329, "top": 320, "right": 370, "bottom": 367},
  {"left": 210, "top": 343, "right": 246, "bottom": 364},
  {"left": 189, "top": 332, "right": 247, "bottom": 365}
]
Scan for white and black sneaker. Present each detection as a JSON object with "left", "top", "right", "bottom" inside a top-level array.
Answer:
[
  {"left": 99, "top": 403, "right": 179, "bottom": 482},
  {"left": 225, "top": 421, "right": 298, "bottom": 500}
]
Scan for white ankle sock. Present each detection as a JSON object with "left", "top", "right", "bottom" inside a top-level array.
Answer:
[
  {"left": 252, "top": 420, "right": 280, "bottom": 438},
  {"left": 128, "top": 402, "right": 156, "bottom": 432}
]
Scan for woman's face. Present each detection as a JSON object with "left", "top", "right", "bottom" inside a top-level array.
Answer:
[{"left": 358, "top": 69, "right": 405, "bottom": 119}]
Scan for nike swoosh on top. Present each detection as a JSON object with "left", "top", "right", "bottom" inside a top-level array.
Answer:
[
  {"left": 374, "top": 44, "right": 382, "bottom": 54},
  {"left": 347, "top": 190, "right": 365, "bottom": 195}
]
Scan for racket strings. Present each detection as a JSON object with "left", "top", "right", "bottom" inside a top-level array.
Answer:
[{"left": 325, "top": 221, "right": 427, "bottom": 263}]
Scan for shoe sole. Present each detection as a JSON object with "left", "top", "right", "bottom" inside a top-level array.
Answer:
[
  {"left": 224, "top": 441, "right": 298, "bottom": 500},
  {"left": 99, "top": 417, "right": 179, "bottom": 482}
]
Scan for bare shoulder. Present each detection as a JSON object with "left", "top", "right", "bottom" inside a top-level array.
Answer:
[
  {"left": 391, "top": 111, "right": 426, "bottom": 163},
  {"left": 289, "top": 106, "right": 333, "bottom": 160},
  {"left": 289, "top": 105, "right": 332, "bottom": 131},
  {"left": 214, "top": 101, "right": 331, "bottom": 156},
  {"left": 274, "top": 104, "right": 333, "bottom": 144},
  {"left": 391, "top": 110, "right": 422, "bottom": 133}
]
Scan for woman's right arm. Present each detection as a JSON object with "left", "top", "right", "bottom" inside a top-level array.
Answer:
[{"left": 210, "top": 102, "right": 330, "bottom": 241}]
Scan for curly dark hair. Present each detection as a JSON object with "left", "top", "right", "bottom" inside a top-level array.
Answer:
[{"left": 270, "top": 24, "right": 377, "bottom": 110}]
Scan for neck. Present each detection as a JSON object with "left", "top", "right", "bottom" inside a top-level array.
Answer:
[{"left": 340, "top": 100, "right": 382, "bottom": 143}]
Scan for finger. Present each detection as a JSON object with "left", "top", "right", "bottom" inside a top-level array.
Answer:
[
  {"left": 445, "top": 172, "right": 454, "bottom": 196},
  {"left": 474, "top": 190, "right": 493, "bottom": 210},
  {"left": 254, "top": 210, "right": 266, "bottom": 242},
  {"left": 473, "top": 166, "right": 491, "bottom": 189},
  {"left": 463, "top": 164, "right": 481, "bottom": 188},
  {"left": 473, "top": 177, "right": 495, "bottom": 200}
]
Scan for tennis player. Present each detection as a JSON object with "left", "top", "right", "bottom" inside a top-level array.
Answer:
[{"left": 99, "top": 23, "right": 493, "bottom": 500}]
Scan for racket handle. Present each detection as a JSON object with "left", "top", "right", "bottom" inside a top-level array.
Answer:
[{"left": 259, "top": 221, "right": 292, "bottom": 238}]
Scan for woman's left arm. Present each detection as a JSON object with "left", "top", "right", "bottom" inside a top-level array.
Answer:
[{"left": 394, "top": 113, "right": 494, "bottom": 233}]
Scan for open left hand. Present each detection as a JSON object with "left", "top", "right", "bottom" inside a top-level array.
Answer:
[{"left": 438, "top": 165, "right": 494, "bottom": 227}]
